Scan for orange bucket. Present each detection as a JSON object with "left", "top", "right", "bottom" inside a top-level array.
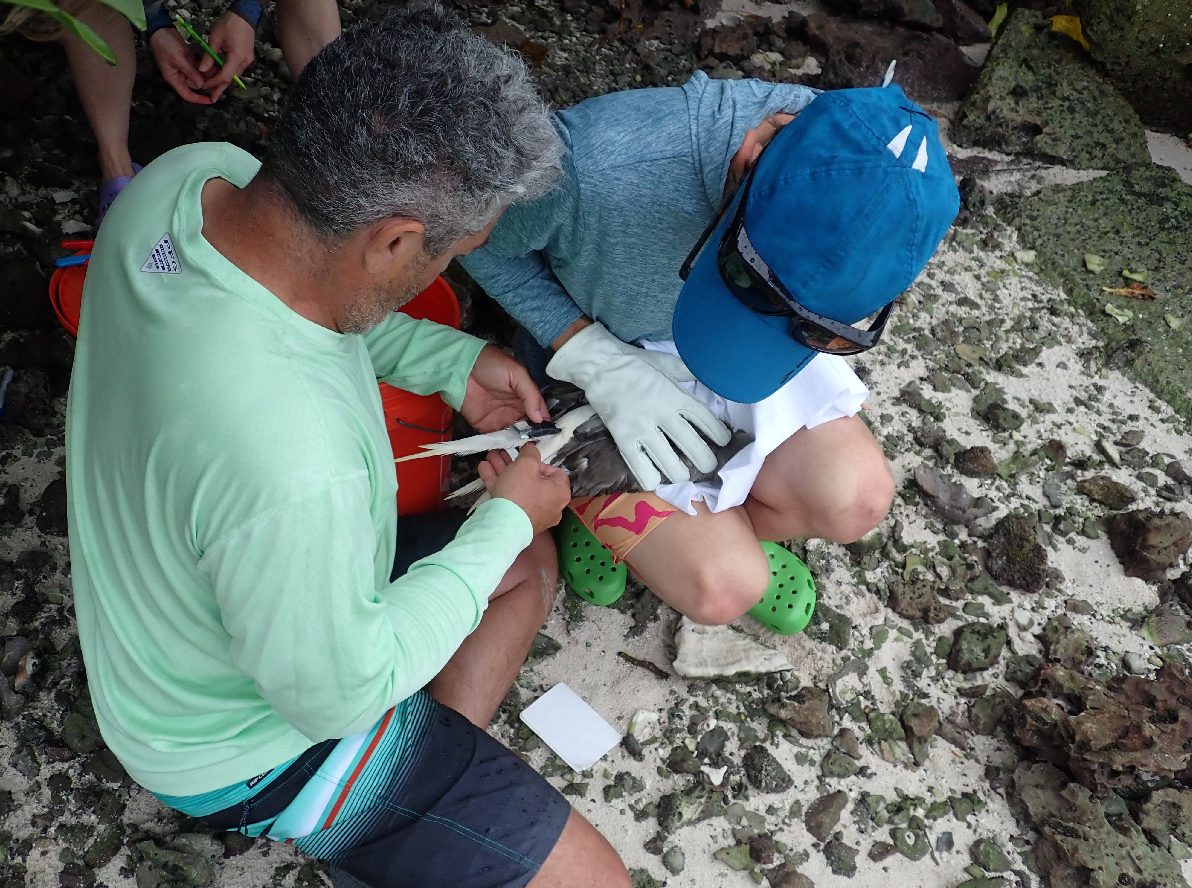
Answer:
[
  {"left": 381, "top": 278, "right": 462, "bottom": 515},
  {"left": 47, "top": 243, "right": 459, "bottom": 515},
  {"left": 48, "top": 240, "right": 94, "bottom": 336}
]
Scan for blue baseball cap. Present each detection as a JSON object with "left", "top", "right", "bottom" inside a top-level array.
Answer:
[{"left": 673, "top": 84, "right": 959, "bottom": 404}]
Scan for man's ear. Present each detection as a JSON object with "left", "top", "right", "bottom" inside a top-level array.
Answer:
[{"left": 363, "top": 217, "right": 427, "bottom": 275}]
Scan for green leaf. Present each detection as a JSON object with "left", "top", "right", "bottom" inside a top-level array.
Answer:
[
  {"left": 988, "top": 3, "right": 1008, "bottom": 38},
  {"left": 1121, "top": 268, "right": 1147, "bottom": 282},
  {"left": 94, "top": 0, "right": 145, "bottom": 29},
  {"left": 0, "top": 0, "right": 116, "bottom": 63},
  {"left": 1084, "top": 253, "right": 1107, "bottom": 273},
  {"left": 1166, "top": 314, "right": 1186, "bottom": 331},
  {"left": 1104, "top": 303, "right": 1133, "bottom": 324}
]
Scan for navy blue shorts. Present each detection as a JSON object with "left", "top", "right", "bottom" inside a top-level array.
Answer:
[{"left": 202, "top": 510, "right": 570, "bottom": 888}]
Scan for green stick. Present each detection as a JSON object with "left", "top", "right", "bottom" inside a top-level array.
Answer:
[{"left": 174, "top": 16, "right": 248, "bottom": 90}]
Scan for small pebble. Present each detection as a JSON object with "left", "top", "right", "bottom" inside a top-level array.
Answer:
[
  {"left": 1013, "top": 609, "right": 1034, "bottom": 631},
  {"left": 1123, "top": 651, "right": 1149, "bottom": 675}
]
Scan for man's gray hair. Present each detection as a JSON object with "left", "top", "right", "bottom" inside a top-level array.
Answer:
[{"left": 262, "top": 4, "right": 563, "bottom": 254}]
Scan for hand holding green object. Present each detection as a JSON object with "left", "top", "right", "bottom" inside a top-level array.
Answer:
[{"left": 174, "top": 16, "right": 248, "bottom": 91}]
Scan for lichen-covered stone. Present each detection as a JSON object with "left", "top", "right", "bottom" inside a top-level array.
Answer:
[
  {"left": 890, "top": 825, "right": 929, "bottom": 861},
  {"left": 1074, "top": 0, "right": 1192, "bottom": 132},
  {"left": 888, "top": 573, "right": 957, "bottom": 624},
  {"left": 821, "top": 749, "right": 861, "bottom": 779},
  {"left": 970, "top": 837, "right": 1012, "bottom": 872},
  {"left": 767, "top": 686, "right": 835, "bottom": 738},
  {"left": 744, "top": 745, "right": 793, "bottom": 793},
  {"left": 657, "top": 783, "right": 720, "bottom": 833},
  {"left": 1077, "top": 475, "right": 1138, "bottom": 510},
  {"left": 913, "top": 463, "right": 996, "bottom": 525},
  {"left": 1135, "top": 788, "right": 1192, "bottom": 849},
  {"left": 1010, "top": 762, "right": 1189, "bottom": 888},
  {"left": 1040, "top": 615, "right": 1095, "bottom": 670},
  {"left": 765, "top": 862, "right": 815, "bottom": 888},
  {"left": 953, "top": 10, "right": 1149, "bottom": 169},
  {"left": 1107, "top": 509, "right": 1192, "bottom": 581},
  {"left": 986, "top": 515, "right": 1048, "bottom": 594},
  {"left": 804, "top": 791, "right": 849, "bottom": 841},
  {"left": 996, "top": 166, "right": 1192, "bottom": 424},
  {"left": 1013, "top": 662, "right": 1192, "bottom": 796},
  {"left": 948, "top": 622, "right": 1008, "bottom": 672},
  {"left": 822, "top": 838, "right": 859, "bottom": 877},
  {"left": 805, "top": 601, "right": 851, "bottom": 650}
]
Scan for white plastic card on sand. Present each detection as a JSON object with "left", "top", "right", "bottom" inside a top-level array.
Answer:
[{"left": 520, "top": 683, "right": 622, "bottom": 772}]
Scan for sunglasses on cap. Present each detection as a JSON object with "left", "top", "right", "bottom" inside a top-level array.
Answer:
[{"left": 679, "top": 162, "right": 894, "bottom": 357}]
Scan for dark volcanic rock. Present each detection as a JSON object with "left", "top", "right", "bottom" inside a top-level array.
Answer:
[
  {"left": 953, "top": 10, "right": 1149, "bottom": 169},
  {"left": 913, "top": 463, "right": 996, "bottom": 525},
  {"left": 933, "top": 0, "right": 989, "bottom": 44},
  {"left": 0, "top": 483, "right": 21, "bottom": 525},
  {"left": 822, "top": 838, "right": 859, "bottom": 877},
  {"left": 743, "top": 745, "right": 793, "bottom": 793},
  {"left": 765, "top": 863, "right": 815, "bottom": 888},
  {"left": 986, "top": 514, "right": 1048, "bottom": 593},
  {"left": 767, "top": 686, "right": 835, "bottom": 738},
  {"left": 822, "top": 0, "right": 942, "bottom": 29},
  {"left": 948, "top": 622, "right": 1008, "bottom": 672},
  {"left": 0, "top": 256, "right": 53, "bottom": 334},
  {"left": 1078, "top": 475, "right": 1138, "bottom": 510},
  {"left": 1010, "top": 762, "right": 1187, "bottom": 888},
  {"left": 1013, "top": 662, "right": 1192, "bottom": 795},
  {"left": 1075, "top": 0, "right": 1192, "bottom": 133},
  {"left": 796, "top": 13, "right": 978, "bottom": 101},
  {"left": 1107, "top": 509, "right": 1192, "bottom": 581},
  {"left": 35, "top": 477, "right": 68, "bottom": 537},
  {"left": 805, "top": 790, "right": 849, "bottom": 841},
  {"left": 954, "top": 446, "right": 997, "bottom": 477}
]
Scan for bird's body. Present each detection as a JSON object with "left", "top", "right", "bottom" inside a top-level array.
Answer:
[{"left": 399, "top": 382, "right": 753, "bottom": 500}]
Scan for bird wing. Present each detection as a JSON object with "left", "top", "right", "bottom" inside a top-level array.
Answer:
[{"left": 394, "top": 428, "right": 523, "bottom": 462}]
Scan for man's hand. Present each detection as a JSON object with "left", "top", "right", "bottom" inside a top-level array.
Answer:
[
  {"left": 199, "top": 12, "right": 255, "bottom": 103},
  {"left": 150, "top": 29, "right": 213, "bottom": 104},
  {"left": 461, "top": 345, "right": 548, "bottom": 433},
  {"left": 478, "top": 444, "right": 571, "bottom": 534}
]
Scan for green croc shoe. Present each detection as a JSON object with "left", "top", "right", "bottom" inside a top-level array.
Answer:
[
  {"left": 558, "top": 507, "right": 627, "bottom": 606},
  {"left": 749, "top": 542, "right": 817, "bottom": 635}
]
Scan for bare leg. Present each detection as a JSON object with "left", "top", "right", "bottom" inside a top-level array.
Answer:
[
  {"left": 273, "top": 0, "right": 341, "bottom": 78},
  {"left": 623, "top": 502, "right": 771, "bottom": 625},
  {"left": 60, "top": 5, "right": 137, "bottom": 181},
  {"left": 745, "top": 414, "right": 894, "bottom": 544},
  {"left": 528, "top": 810, "right": 631, "bottom": 888},
  {"left": 428, "top": 532, "right": 557, "bottom": 728}
]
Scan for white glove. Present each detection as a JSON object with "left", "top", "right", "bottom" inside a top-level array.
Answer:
[{"left": 546, "top": 321, "right": 731, "bottom": 490}]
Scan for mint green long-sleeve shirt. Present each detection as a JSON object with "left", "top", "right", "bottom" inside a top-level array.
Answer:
[{"left": 66, "top": 143, "right": 532, "bottom": 796}]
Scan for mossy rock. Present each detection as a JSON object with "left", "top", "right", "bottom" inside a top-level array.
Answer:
[
  {"left": 997, "top": 165, "right": 1192, "bottom": 424},
  {"left": 954, "top": 10, "right": 1149, "bottom": 169},
  {"left": 1075, "top": 0, "right": 1192, "bottom": 132}
]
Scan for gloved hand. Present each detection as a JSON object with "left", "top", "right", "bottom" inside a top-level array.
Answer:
[{"left": 546, "top": 322, "right": 731, "bottom": 490}]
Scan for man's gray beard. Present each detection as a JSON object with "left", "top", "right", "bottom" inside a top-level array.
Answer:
[{"left": 340, "top": 269, "right": 428, "bottom": 335}]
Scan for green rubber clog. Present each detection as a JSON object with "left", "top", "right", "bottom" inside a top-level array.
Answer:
[
  {"left": 558, "top": 507, "right": 627, "bottom": 606},
  {"left": 749, "top": 542, "right": 817, "bottom": 635}
]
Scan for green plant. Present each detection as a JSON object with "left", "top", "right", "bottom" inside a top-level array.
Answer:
[{"left": 1, "top": 0, "right": 145, "bottom": 64}]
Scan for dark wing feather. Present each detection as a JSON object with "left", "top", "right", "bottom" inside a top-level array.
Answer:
[{"left": 540, "top": 381, "right": 754, "bottom": 497}]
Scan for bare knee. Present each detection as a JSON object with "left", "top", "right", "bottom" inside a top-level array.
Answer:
[
  {"left": 683, "top": 546, "right": 770, "bottom": 626},
  {"left": 826, "top": 456, "right": 895, "bottom": 544}
]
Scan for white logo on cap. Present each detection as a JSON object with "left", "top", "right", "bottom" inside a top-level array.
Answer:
[
  {"left": 887, "top": 126, "right": 912, "bottom": 158},
  {"left": 912, "top": 137, "right": 929, "bottom": 172}
]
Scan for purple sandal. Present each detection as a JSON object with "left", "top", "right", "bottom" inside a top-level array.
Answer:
[{"left": 96, "top": 162, "right": 143, "bottom": 227}]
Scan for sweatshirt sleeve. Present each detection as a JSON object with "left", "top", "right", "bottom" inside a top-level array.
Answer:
[
  {"left": 459, "top": 158, "right": 586, "bottom": 348},
  {"left": 361, "top": 312, "right": 485, "bottom": 410},
  {"left": 200, "top": 486, "right": 532, "bottom": 741},
  {"left": 684, "top": 72, "right": 821, "bottom": 209}
]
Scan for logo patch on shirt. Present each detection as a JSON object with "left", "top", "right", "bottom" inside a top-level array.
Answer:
[{"left": 141, "top": 233, "right": 182, "bottom": 274}]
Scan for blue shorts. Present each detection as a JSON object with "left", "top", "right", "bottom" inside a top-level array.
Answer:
[{"left": 195, "top": 510, "right": 570, "bottom": 888}]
